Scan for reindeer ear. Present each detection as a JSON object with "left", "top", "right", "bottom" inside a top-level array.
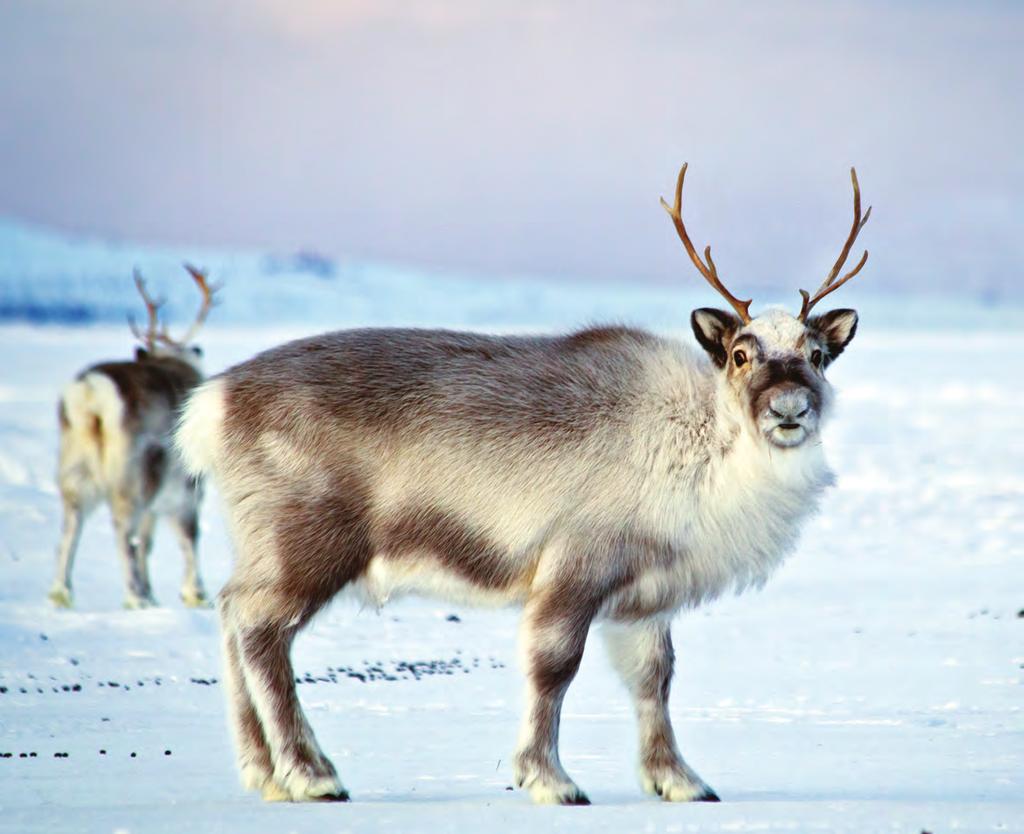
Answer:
[
  {"left": 691, "top": 308, "right": 741, "bottom": 368},
  {"left": 808, "top": 309, "right": 858, "bottom": 363},
  {"left": 135, "top": 347, "right": 149, "bottom": 361}
]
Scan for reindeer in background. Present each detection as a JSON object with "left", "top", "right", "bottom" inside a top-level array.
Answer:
[
  {"left": 49, "top": 266, "right": 219, "bottom": 610},
  {"left": 177, "top": 165, "right": 870, "bottom": 805}
]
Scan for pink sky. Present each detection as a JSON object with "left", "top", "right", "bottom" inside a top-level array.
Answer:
[{"left": 1, "top": 1, "right": 1021, "bottom": 294}]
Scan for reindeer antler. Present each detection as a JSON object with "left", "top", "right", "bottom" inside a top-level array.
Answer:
[
  {"left": 127, "top": 265, "right": 219, "bottom": 351},
  {"left": 175, "top": 264, "right": 220, "bottom": 347},
  {"left": 797, "top": 167, "right": 872, "bottom": 321},
  {"left": 661, "top": 163, "right": 752, "bottom": 324},
  {"left": 128, "top": 269, "right": 169, "bottom": 350}
]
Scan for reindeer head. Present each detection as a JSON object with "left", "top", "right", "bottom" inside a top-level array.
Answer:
[
  {"left": 129, "top": 264, "right": 219, "bottom": 369},
  {"left": 661, "top": 164, "right": 868, "bottom": 449}
]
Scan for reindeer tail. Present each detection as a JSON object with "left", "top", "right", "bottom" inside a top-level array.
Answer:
[
  {"left": 58, "top": 372, "right": 131, "bottom": 485},
  {"left": 175, "top": 377, "right": 226, "bottom": 479}
]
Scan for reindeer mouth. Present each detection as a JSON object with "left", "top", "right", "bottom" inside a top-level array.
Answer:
[
  {"left": 764, "top": 420, "right": 811, "bottom": 449},
  {"left": 753, "top": 383, "right": 821, "bottom": 450}
]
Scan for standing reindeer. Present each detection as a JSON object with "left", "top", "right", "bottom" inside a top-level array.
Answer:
[
  {"left": 50, "top": 266, "right": 218, "bottom": 610},
  {"left": 176, "top": 165, "right": 870, "bottom": 805}
]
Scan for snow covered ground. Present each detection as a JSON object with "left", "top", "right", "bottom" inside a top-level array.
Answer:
[{"left": 0, "top": 297, "right": 1021, "bottom": 831}]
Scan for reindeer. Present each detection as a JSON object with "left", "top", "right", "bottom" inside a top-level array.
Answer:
[
  {"left": 175, "top": 165, "right": 870, "bottom": 805},
  {"left": 49, "top": 266, "right": 219, "bottom": 610}
]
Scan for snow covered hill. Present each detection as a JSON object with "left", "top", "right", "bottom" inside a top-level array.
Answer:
[{"left": 1, "top": 218, "right": 1020, "bottom": 334}]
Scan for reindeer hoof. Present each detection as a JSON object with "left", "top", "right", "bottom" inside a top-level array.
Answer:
[
  {"left": 48, "top": 587, "right": 73, "bottom": 609},
  {"left": 123, "top": 594, "right": 157, "bottom": 610},
  {"left": 240, "top": 762, "right": 275, "bottom": 794},
  {"left": 528, "top": 782, "right": 590, "bottom": 806},
  {"left": 644, "top": 769, "right": 718, "bottom": 803},
  {"left": 181, "top": 590, "right": 212, "bottom": 609},
  {"left": 260, "top": 781, "right": 292, "bottom": 802},
  {"left": 277, "top": 770, "right": 349, "bottom": 803},
  {"left": 311, "top": 789, "right": 350, "bottom": 802}
]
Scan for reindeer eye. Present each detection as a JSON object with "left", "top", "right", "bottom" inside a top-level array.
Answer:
[
  {"left": 733, "top": 349, "right": 747, "bottom": 367},
  {"left": 811, "top": 349, "right": 823, "bottom": 368}
]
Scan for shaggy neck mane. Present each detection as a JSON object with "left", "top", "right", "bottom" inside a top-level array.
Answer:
[{"left": 638, "top": 361, "right": 835, "bottom": 604}]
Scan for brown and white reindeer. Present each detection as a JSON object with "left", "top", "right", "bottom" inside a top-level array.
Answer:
[
  {"left": 50, "top": 266, "right": 219, "bottom": 610},
  {"left": 175, "top": 165, "right": 870, "bottom": 805}
]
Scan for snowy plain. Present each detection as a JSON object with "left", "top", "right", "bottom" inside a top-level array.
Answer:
[{"left": 0, "top": 225, "right": 1022, "bottom": 833}]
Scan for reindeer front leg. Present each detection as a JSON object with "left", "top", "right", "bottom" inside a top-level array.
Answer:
[
  {"left": 513, "top": 593, "right": 594, "bottom": 805},
  {"left": 602, "top": 618, "right": 719, "bottom": 802}
]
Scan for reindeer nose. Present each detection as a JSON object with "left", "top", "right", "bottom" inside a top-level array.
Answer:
[{"left": 768, "top": 389, "right": 811, "bottom": 421}]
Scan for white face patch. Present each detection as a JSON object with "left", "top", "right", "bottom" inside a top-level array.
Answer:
[
  {"left": 743, "top": 308, "right": 809, "bottom": 349},
  {"left": 726, "top": 309, "right": 832, "bottom": 449}
]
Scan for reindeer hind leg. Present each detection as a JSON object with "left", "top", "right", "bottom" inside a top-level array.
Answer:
[
  {"left": 221, "top": 478, "right": 373, "bottom": 801},
  {"left": 219, "top": 595, "right": 285, "bottom": 799},
  {"left": 50, "top": 492, "right": 93, "bottom": 608},
  {"left": 169, "top": 493, "right": 209, "bottom": 608},
  {"left": 227, "top": 580, "right": 349, "bottom": 802}
]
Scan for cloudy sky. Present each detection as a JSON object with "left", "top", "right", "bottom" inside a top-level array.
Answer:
[{"left": 1, "top": 1, "right": 1021, "bottom": 296}]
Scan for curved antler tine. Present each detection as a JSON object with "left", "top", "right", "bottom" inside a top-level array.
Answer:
[
  {"left": 661, "top": 163, "right": 753, "bottom": 324},
  {"left": 176, "top": 263, "right": 218, "bottom": 346},
  {"left": 799, "top": 251, "right": 869, "bottom": 321},
  {"left": 798, "top": 167, "right": 872, "bottom": 321},
  {"left": 130, "top": 268, "right": 166, "bottom": 349},
  {"left": 826, "top": 168, "right": 866, "bottom": 280},
  {"left": 858, "top": 204, "right": 872, "bottom": 233},
  {"left": 843, "top": 248, "right": 869, "bottom": 280},
  {"left": 658, "top": 162, "right": 688, "bottom": 218},
  {"left": 127, "top": 314, "right": 147, "bottom": 344},
  {"left": 797, "top": 289, "right": 812, "bottom": 322},
  {"left": 703, "top": 246, "right": 751, "bottom": 319},
  {"left": 672, "top": 161, "right": 686, "bottom": 215}
]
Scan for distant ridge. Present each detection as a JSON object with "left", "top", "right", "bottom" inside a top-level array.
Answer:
[{"left": 0, "top": 218, "right": 1017, "bottom": 332}]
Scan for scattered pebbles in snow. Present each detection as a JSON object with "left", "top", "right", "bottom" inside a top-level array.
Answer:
[{"left": 1, "top": 651, "right": 505, "bottom": 698}]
